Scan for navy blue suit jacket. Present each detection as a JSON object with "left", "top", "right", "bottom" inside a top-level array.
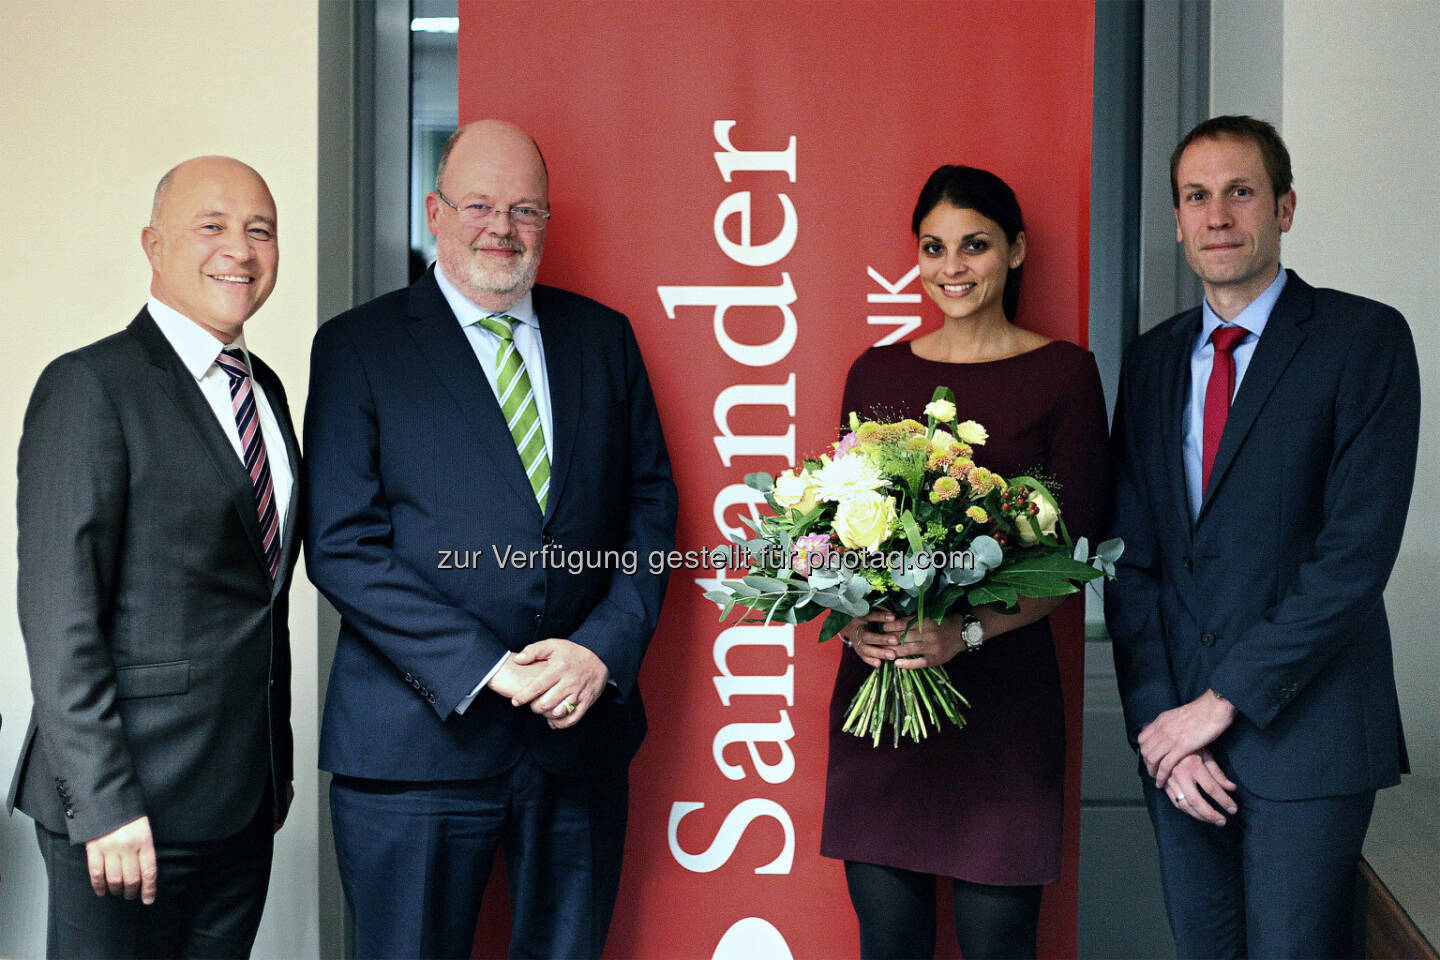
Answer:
[
  {"left": 305, "top": 269, "right": 677, "bottom": 780},
  {"left": 1106, "top": 270, "right": 1419, "bottom": 800}
]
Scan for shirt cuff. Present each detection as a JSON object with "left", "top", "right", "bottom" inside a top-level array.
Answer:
[{"left": 454, "top": 651, "right": 510, "bottom": 714}]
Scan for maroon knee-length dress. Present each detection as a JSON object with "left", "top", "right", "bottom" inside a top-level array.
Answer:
[{"left": 820, "top": 341, "right": 1108, "bottom": 885}]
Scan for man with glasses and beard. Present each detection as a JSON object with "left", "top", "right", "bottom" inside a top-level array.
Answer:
[{"left": 304, "top": 120, "right": 676, "bottom": 959}]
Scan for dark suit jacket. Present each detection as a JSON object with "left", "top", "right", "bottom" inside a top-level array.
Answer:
[
  {"left": 8, "top": 308, "right": 299, "bottom": 844},
  {"left": 305, "top": 269, "right": 677, "bottom": 781},
  {"left": 1106, "top": 270, "right": 1420, "bottom": 800}
]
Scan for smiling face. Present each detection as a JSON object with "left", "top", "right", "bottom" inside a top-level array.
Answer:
[
  {"left": 916, "top": 203, "right": 1024, "bottom": 324},
  {"left": 427, "top": 120, "right": 548, "bottom": 313},
  {"left": 141, "top": 157, "right": 278, "bottom": 343},
  {"left": 1174, "top": 135, "right": 1295, "bottom": 312}
]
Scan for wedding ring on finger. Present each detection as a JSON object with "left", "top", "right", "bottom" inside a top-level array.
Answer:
[
  {"left": 1173, "top": 792, "right": 1186, "bottom": 804},
  {"left": 564, "top": 701, "right": 577, "bottom": 714}
]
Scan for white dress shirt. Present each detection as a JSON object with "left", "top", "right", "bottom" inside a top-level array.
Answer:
[{"left": 147, "top": 298, "right": 294, "bottom": 539}]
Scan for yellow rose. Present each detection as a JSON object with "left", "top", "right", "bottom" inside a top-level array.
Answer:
[
  {"left": 924, "top": 398, "right": 957, "bottom": 422},
  {"left": 954, "top": 420, "right": 988, "bottom": 445},
  {"left": 772, "top": 468, "right": 819, "bottom": 515},
  {"left": 833, "top": 491, "right": 897, "bottom": 551},
  {"left": 1017, "top": 490, "right": 1060, "bottom": 545}
]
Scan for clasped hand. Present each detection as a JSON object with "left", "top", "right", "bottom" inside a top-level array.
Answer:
[
  {"left": 842, "top": 611, "right": 966, "bottom": 669},
  {"left": 1138, "top": 690, "right": 1240, "bottom": 825},
  {"left": 489, "top": 638, "right": 609, "bottom": 730}
]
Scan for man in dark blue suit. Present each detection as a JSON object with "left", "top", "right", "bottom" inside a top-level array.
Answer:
[
  {"left": 1106, "top": 116, "right": 1420, "bottom": 958},
  {"left": 305, "top": 120, "right": 677, "bottom": 958}
]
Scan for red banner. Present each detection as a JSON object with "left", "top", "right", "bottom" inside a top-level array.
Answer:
[{"left": 460, "top": 3, "right": 1094, "bottom": 956}]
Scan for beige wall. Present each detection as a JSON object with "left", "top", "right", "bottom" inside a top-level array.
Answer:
[
  {"left": 1279, "top": 0, "right": 1440, "bottom": 775},
  {"left": 0, "top": 3, "right": 320, "bottom": 956},
  {"left": 1208, "top": 0, "right": 1439, "bottom": 775}
]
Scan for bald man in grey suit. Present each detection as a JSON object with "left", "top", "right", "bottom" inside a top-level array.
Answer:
[{"left": 9, "top": 156, "right": 300, "bottom": 958}]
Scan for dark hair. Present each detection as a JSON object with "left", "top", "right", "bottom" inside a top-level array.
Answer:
[
  {"left": 912, "top": 165, "right": 1026, "bottom": 321},
  {"left": 1170, "top": 115, "right": 1292, "bottom": 207}
]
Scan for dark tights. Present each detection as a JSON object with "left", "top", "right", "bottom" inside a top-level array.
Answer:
[{"left": 844, "top": 860, "right": 1042, "bottom": 959}]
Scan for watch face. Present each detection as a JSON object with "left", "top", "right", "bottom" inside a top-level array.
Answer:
[{"left": 962, "top": 618, "right": 984, "bottom": 648}]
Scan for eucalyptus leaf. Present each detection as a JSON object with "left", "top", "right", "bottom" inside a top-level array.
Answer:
[
  {"left": 943, "top": 563, "right": 985, "bottom": 586},
  {"left": 745, "top": 472, "right": 775, "bottom": 493},
  {"left": 969, "top": 535, "right": 1004, "bottom": 570},
  {"left": 1097, "top": 538, "right": 1125, "bottom": 564},
  {"left": 742, "top": 575, "right": 791, "bottom": 595}
]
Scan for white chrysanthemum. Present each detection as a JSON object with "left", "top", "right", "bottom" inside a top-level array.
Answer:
[{"left": 811, "top": 452, "right": 888, "bottom": 503}]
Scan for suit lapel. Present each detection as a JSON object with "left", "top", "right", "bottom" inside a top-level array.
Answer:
[
  {"left": 404, "top": 271, "right": 543, "bottom": 515},
  {"left": 250, "top": 355, "right": 302, "bottom": 594},
  {"left": 1159, "top": 310, "right": 1200, "bottom": 537},
  {"left": 1198, "top": 271, "right": 1312, "bottom": 519},
  {"left": 129, "top": 309, "right": 272, "bottom": 574},
  {"left": 534, "top": 287, "right": 583, "bottom": 522}
]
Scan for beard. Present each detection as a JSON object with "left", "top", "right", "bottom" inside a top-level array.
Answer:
[{"left": 438, "top": 233, "right": 544, "bottom": 308}]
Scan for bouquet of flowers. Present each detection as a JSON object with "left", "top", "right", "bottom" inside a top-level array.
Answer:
[{"left": 706, "top": 386, "right": 1122, "bottom": 747}]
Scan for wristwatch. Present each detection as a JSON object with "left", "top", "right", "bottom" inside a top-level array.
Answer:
[{"left": 961, "top": 613, "right": 985, "bottom": 652}]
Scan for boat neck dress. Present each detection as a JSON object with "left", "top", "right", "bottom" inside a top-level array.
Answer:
[{"left": 820, "top": 339, "right": 1109, "bottom": 884}]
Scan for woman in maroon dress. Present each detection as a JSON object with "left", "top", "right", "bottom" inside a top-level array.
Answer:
[{"left": 820, "top": 166, "right": 1108, "bottom": 958}]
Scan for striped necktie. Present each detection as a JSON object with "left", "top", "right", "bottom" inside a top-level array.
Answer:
[
  {"left": 216, "top": 349, "right": 281, "bottom": 578},
  {"left": 477, "top": 315, "right": 550, "bottom": 511}
]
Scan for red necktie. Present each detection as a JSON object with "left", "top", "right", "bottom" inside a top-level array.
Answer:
[
  {"left": 1201, "top": 325, "right": 1250, "bottom": 493},
  {"left": 216, "top": 350, "right": 281, "bottom": 578}
]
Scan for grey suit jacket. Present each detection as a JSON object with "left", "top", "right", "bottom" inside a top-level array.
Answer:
[{"left": 8, "top": 307, "right": 299, "bottom": 844}]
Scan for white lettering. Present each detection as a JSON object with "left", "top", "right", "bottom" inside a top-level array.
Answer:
[
  {"left": 712, "top": 120, "right": 797, "bottom": 182},
  {"left": 713, "top": 710, "right": 796, "bottom": 784},
  {"left": 714, "top": 191, "right": 798, "bottom": 267},
  {"left": 713, "top": 624, "right": 794, "bottom": 706},
  {"left": 712, "top": 375, "right": 796, "bottom": 466},
  {"left": 657, "top": 274, "right": 798, "bottom": 367},
  {"left": 865, "top": 265, "right": 923, "bottom": 345},
  {"left": 712, "top": 918, "right": 795, "bottom": 960},
  {"left": 667, "top": 799, "right": 795, "bottom": 874}
]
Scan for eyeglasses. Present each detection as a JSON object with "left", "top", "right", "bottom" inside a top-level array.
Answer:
[{"left": 434, "top": 189, "right": 551, "bottom": 229}]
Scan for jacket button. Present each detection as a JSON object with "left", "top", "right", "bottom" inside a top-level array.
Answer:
[
  {"left": 1183, "top": 556, "right": 1193, "bottom": 572},
  {"left": 1200, "top": 631, "right": 1216, "bottom": 647},
  {"left": 533, "top": 613, "right": 542, "bottom": 625}
]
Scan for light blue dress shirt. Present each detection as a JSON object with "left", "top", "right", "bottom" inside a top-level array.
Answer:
[
  {"left": 433, "top": 263, "right": 556, "bottom": 708},
  {"left": 1183, "top": 267, "right": 1288, "bottom": 517},
  {"left": 433, "top": 262, "right": 555, "bottom": 459}
]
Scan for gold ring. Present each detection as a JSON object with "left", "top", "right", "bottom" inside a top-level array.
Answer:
[{"left": 564, "top": 701, "right": 577, "bottom": 714}]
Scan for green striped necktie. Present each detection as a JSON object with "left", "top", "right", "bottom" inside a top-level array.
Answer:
[{"left": 477, "top": 314, "right": 550, "bottom": 511}]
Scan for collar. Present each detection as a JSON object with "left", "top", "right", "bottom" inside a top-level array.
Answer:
[
  {"left": 1199, "top": 266, "right": 1288, "bottom": 343},
  {"left": 433, "top": 262, "right": 538, "bottom": 332},
  {"left": 147, "top": 297, "right": 249, "bottom": 381}
]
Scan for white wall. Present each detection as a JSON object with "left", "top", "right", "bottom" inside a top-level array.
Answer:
[
  {"left": 0, "top": 3, "right": 320, "bottom": 956},
  {"left": 1279, "top": 0, "right": 1440, "bottom": 775}
]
